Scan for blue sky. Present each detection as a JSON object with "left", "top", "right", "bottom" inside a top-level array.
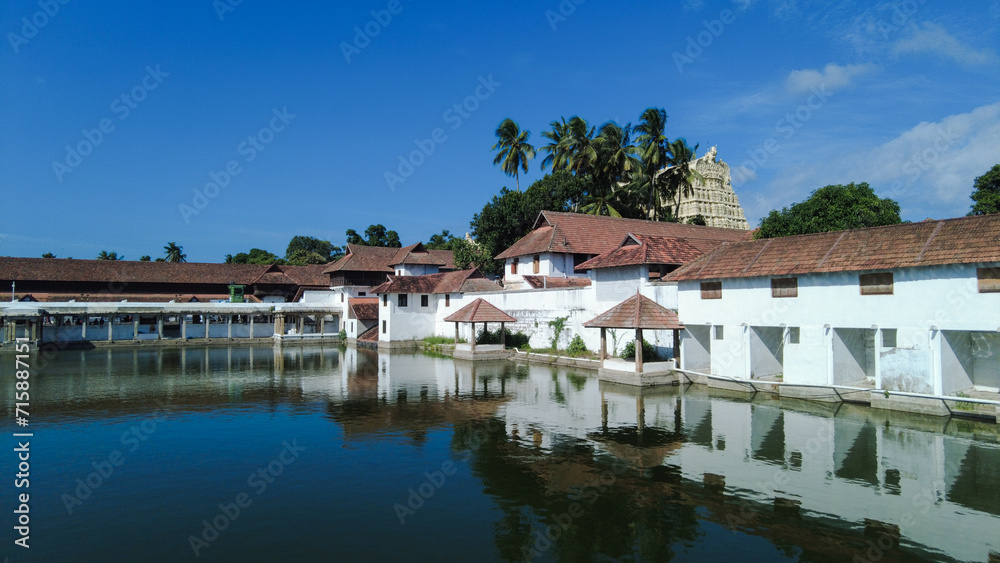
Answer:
[{"left": 2, "top": 0, "right": 998, "bottom": 262}]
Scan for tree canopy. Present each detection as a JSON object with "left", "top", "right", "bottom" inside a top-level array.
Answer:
[
  {"left": 968, "top": 163, "right": 1000, "bottom": 216},
  {"left": 345, "top": 224, "right": 402, "bottom": 248},
  {"left": 97, "top": 251, "right": 122, "bottom": 260},
  {"left": 164, "top": 242, "right": 186, "bottom": 262},
  {"left": 226, "top": 248, "right": 283, "bottom": 265},
  {"left": 285, "top": 235, "right": 342, "bottom": 265},
  {"left": 425, "top": 230, "right": 459, "bottom": 250},
  {"left": 755, "top": 182, "right": 902, "bottom": 239}
]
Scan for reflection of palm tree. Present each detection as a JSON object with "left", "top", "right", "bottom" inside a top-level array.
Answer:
[
  {"left": 164, "top": 242, "right": 186, "bottom": 262},
  {"left": 492, "top": 118, "right": 536, "bottom": 191}
]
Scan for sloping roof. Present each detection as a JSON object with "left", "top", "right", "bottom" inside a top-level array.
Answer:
[
  {"left": 0, "top": 257, "right": 267, "bottom": 285},
  {"left": 371, "top": 269, "right": 501, "bottom": 295},
  {"left": 584, "top": 293, "right": 684, "bottom": 330},
  {"left": 348, "top": 297, "right": 379, "bottom": 320},
  {"left": 666, "top": 214, "right": 1000, "bottom": 281},
  {"left": 322, "top": 245, "right": 399, "bottom": 274},
  {"left": 520, "top": 275, "right": 592, "bottom": 289},
  {"left": 495, "top": 211, "right": 749, "bottom": 260},
  {"left": 576, "top": 233, "right": 706, "bottom": 270},
  {"left": 279, "top": 264, "right": 332, "bottom": 287},
  {"left": 444, "top": 298, "right": 517, "bottom": 323},
  {"left": 390, "top": 243, "right": 447, "bottom": 266}
]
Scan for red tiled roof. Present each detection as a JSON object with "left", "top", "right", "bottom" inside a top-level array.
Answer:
[
  {"left": 348, "top": 297, "right": 379, "bottom": 320},
  {"left": 11, "top": 292, "right": 232, "bottom": 303},
  {"left": 390, "top": 243, "right": 448, "bottom": 266},
  {"left": 584, "top": 293, "right": 684, "bottom": 330},
  {"left": 371, "top": 269, "right": 501, "bottom": 295},
  {"left": 357, "top": 325, "right": 379, "bottom": 342},
  {"left": 278, "top": 264, "right": 332, "bottom": 287},
  {"left": 0, "top": 257, "right": 268, "bottom": 285},
  {"left": 495, "top": 211, "right": 749, "bottom": 260},
  {"left": 520, "top": 275, "right": 592, "bottom": 289},
  {"left": 667, "top": 214, "right": 1000, "bottom": 281},
  {"left": 444, "top": 298, "right": 517, "bottom": 323},
  {"left": 576, "top": 234, "right": 706, "bottom": 270},
  {"left": 322, "top": 244, "right": 456, "bottom": 274}
]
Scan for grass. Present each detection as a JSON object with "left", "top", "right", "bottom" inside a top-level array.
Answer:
[{"left": 423, "top": 336, "right": 466, "bottom": 345}]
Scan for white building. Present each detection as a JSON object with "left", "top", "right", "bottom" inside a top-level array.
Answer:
[{"left": 667, "top": 215, "right": 1000, "bottom": 413}]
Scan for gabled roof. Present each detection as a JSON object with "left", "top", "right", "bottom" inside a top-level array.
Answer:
[
  {"left": 584, "top": 293, "right": 684, "bottom": 330},
  {"left": 666, "top": 214, "right": 1000, "bottom": 281},
  {"left": 575, "top": 233, "right": 706, "bottom": 271},
  {"left": 371, "top": 269, "right": 501, "bottom": 295},
  {"left": 322, "top": 244, "right": 456, "bottom": 274},
  {"left": 390, "top": 243, "right": 447, "bottom": 267},
  {"left": 444, "top": 298, "right": 517, "bottom": 323},
  {"left": 0, "top": 257, "right": 267, "bottom": 285},
  {"left": 520, "top": 275, "right": 592, "bottom": 289},
  {"left": 495, "top": 211, "right": 749, "bottom": 260},
  {"left": 347, "top": 297, "right": 379, "bottom": 320}
]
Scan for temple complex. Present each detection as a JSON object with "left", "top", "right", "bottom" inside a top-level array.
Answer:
[{"left": 672, "top": 146, "right": 750, "bottom": 230}]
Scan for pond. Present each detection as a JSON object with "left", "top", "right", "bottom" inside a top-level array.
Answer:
[{"left": 2, "top": 345, "right": 998, "bottom": 562}]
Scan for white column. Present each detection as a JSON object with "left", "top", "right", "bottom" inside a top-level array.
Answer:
[
  {"left": 873, "top": 328, "right": 883, "bottom": 388},
  {"left": 227, "top": 315, "right": 233, "bottom": 340},
  {"left": 930, "top": 328, "right": 943, "bottom": 395}
]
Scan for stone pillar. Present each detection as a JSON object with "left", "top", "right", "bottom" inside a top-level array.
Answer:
[
  {"left": 635, "top": 328, "right": 643, "bottom": 373},
  {"left": 873, "top": 328, "right": 883, "bottom": 389},
  {"left": 500, "top": 322, "right": 506, "bottom": 350},
  {"left": 250, "top": 315, "right": 255, "bottom": 338},
  {"left": 470, "top": 323, "right": 476, "bottom": 352},
  {"left": 157, "top": 315, "right": 163, "bottom": 340},
  {"left": 133, "top": 315, "right": 140, "bottom": 341},
  {"left": 297, "top": 315, "right": 304, "bottom": 335},
  {"left": 227, "top": 315, "right": 233, "bottom": 340},
  {"left": 82, "top": 316, "right": 87, "bottom": 340},
  {"left": 107, "top": 317, "right": 113, "bottom": 342},
  {"left": 454, "top": 322, "right": 459, "bottom": 344},
  {"left": 181, "top": 315, "right": 187, "bottom": 340},
  {"left": 205, "top": 315, "right": 210, "bottom": 340},
  {"left": 319, "top": 315, "right": 325, "bottom": 335},
  {"left": 673, "top": 329, "right": 681, "bottom": 366},
  {"left": 600, "top": 327, "right": 607, "bottom": 364}
]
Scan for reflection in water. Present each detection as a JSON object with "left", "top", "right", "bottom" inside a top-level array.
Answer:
[{"left": 0, "top": 345, "right": 998, "bottom": 562}]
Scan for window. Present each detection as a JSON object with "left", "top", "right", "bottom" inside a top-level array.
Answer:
[
  {"left": 396, "top": 270, "right": 401, "bottom": 276},
  {"left": 340, "top": 293, "right": 344, "bottom": 303},
  {"left": 351, "top": 322, "right": 354, "bottom": 332},
  {"left": 511, "top": 258, "right": 518, "bottom": 275},
  {"left": 420, "top": 295, "right": 429, "bottom": 307},
  {"left": 382, "top": 320, "right": 386, "bottom": 334},
  {"left": 787, "top": 327, "right": 800, "bottom": 344},
  {"left": 860, "top": 272, "right": 893, "bottom": 295},
  {"left": 978, "top": 267, "right": 1000, "bottom": 293},
  {"left": 358, "top": 292, "right": 366, "bottom": 297},
  {"left": 382, "top": 294, "right": 387, "bottom": 306},
  {"left": 398, "top": 294, "right": 408, "bottom": 307},
  {"left": 445, "top": 294, "right": 450, "bottom": 307},
  {"left": 882, "top": 329, "right": 897, "bottom": 348},
  {"left": 701, "top": 281, "right": 722, "bottom": 299},
  {"left": 771, "top": 278, "right": 798, "bottom": 298},
  {"left": 573, "top": 253, "right": 590, "bottom": 269},
  {"left": 533, "top": 254, "right": 540, "bottom": 274},
  {"left": 713, "top": 325, "right": 724, "bottom": 340}
]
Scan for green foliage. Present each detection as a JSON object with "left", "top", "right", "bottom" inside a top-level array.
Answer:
[
  {"left": 285, "top": 235, "right": 342, "bottom": 264},
  {"left": 41, "top": 252, "right": 55, "bottom": 259},
  {"left": 138, "top": 255, "right": 151, "bottom": 261},
  {"left": 424, "top": 335, "right": 466, "bottom": 345},
  {"left": 567, "top": 334, "right": 588, "bottom": 355},
  {"left": 621, "top": 339, "right": 657, "bottom": 361},
  {"left": 451, "top": 238, "right": 495, "bottom": 273},
  {"left": 338, "top": 329, "right": 346, "bottom": 341},
  {"left": 163, "top": 242, "right": 186, "bottom": 262},
  {"left": 687, "top": 214, "right": 707, "bottom": 226},
  {"left": 548, "top": 316, "right": 569, "bottom": 349},
  {"left": 755, "top": 182, "right": 902, "bottom": 239},
  {"left": 475, "top": 327, "right": 530, "bottom": 348},
  {"left": 345, "top": 224, "right": 402, "bottom": 248},
  {"left": 425, "top": 230, "right": 458, "bottom": 250},
  {"left": 226, "top": 248, "right": 284, "bottom": 265},
  {"left": 492, "top": 118, "right": 535, "bottom": 191},
  {"left": 969, "top": 164, "right": 1000, "bottom": 216},
  {"left": 97, "top": 250, "right": 122, "bottom": 260}
]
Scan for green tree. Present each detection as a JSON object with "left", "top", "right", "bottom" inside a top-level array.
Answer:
[
  {"left": 539, "top": 117, "right": 571, "bottom": 172},
  {"left": 345, "top": 225, "right": 402, "bottom": 247},
  {"left": 97, "top": 251, "right": 122, "bottom": 260},
  {"left": 559, "top": 116, "right": 598, "bottom": 177},
  {"left": 164, "top": 242, "right": 186, "bottom": 262},
  {"left": 227, "top": 248, "right": 284, "bottom": 264},
  {"left": 663, "top": 138, "right": 702, "bottom": 219},
  {"left": 41, "top": 252, "right": 55, "bottom": 258},
  {"left": 634, "top": 108, "right": 670, "bottom": 220},
  {"left": 451, "top": 238, "right": 495, "bottom": 273},
  {"left": 491, "top": 118, "right": 536, "bottom": 191},
  {"left": 584, "top": 121, "right": 640, "bottom": 217},
  {"left": 285, "top": 235, "right": 341, "bottom": 264},
  {"left": 756, "top": 182, "right": 902, "bottom": 239},
  {"left": 139, "top": 255, "right": 151, "bottom": 261},
  {"left": 968, "top": 164, "right": 1000, "bottom": 216},
  {"left": 426, "top": 230, "right": 458, "bottom": 250}
]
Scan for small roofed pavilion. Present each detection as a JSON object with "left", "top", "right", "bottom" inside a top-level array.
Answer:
[
  {"left": 444, "top": 298, "right": 517, "bottom": 360},
  {"left": 584, "top": 293, "right": 684, "bottom": 384}
]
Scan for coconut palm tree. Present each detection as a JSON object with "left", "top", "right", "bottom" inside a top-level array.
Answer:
[
  {"left": 662, "top": 139, "right": 703, "bottom": 220},
  {"left": 634, "top": 108, "right": 669, "bottom": 220},
  {"left": 559, "top": 116, "right": 598, "bottom": 178},
  {"left": 583, "top": 121, "right": 641, "bottom": 217},
  {"left": 539, "top": 118, "right": 571, "bottom": 172},
  {"left": 96, "top": 251, "right": 122, "bottom": 260},
  {"left": 164, "top": 242, "right": 187, "bottom": 262},
  {"left": 491, "top": 118, "right": 536, "bottom": 191}
]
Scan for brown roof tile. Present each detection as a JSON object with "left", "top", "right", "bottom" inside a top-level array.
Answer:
[
  {"left": 371, "top": 269, "right": 501, "bottom": 295},
  {"left": 520, "top": 275, "right": 592, "bottom": 289},
  {"left": 0, "top": 257, "right": 267, "bottom": 285},
  {"left": 584, "top": 293, "right": 684, "bottom": 330},
  {"left": 576, "top": 234, "right": 706, "bottom": 270},
  {"left": 444, "top": 298, "right": 517, "bottom": 323},
  {"left": 322, "top": 244, "right": 455, "bottom": 274},
  {"left": 348, "top": 297, "right": 379, "bottom": 320},
  {"left": 667, "top": 214, "right": 1000, "bottom": 281},
  {"left": 495, "top": 211, "right": 749, "bottom": 260}
]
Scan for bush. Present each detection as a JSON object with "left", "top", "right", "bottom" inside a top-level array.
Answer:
[
  {"left": 476, "top": 327, "right": 530, "bottom": 348},
  {"left": 338, "top": 329, "right": 347, "bottom": 340},
  {"left": 621, "top": 339, "right": 657, "bottom": 361},
  {"left": 567, "top": 334, "right": 587, "bottom": 355}
]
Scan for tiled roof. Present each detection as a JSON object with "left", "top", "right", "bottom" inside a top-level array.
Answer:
[
  {"left": 348, "top": 297, "right": 379, "bottom": 320},
  {"left": 444, "top": 298, "right": 517, "bottom": 323},
  {"left": 11, "top": 292, "right": 232, "bottom": 303},
  {"left": 357, "top": 325, "right": 379, "bottom": 342},
  {"left": 520, "top": 275, "right": 592, "bottom": 289},
  {"left": 583, "top": 293, "right": 684, "bottom": 330},
  {"left": 371, "top": 269, "right": 501, "bottom": 295},
  {"left": 576, "top": 234, "right": 706, "bottom": 270},
  {"left": 0, "top": 257, "right": 267, "bottom": 285},
  {"left": 322, "top": 244, "right": 456, "bottom": 274},
  {"left": 278, "top": 264, "right": 332, "bottom": 287},
  {"left": 495, "top": 211, "right": 749, "bottom": 259},
  {"left": 390, "top": 243, "right": 447, "bottom": 266},
  {"left": 667, "top": 214, "right": 1000, "bottom": 281}
]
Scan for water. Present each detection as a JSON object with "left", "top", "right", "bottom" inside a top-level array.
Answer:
[{"left": 2, "top": 345, "right": 998, "bottom": 562}]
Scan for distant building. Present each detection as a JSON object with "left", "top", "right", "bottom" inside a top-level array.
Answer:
[{"left": 663, "top": 146, "right": 750, "bottom": 229}]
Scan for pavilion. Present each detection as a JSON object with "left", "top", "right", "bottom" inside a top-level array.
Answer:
[{"left": 444, "top": 298, "right": 517, "bottom": 360}]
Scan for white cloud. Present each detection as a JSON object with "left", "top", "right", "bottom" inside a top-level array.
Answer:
[
  {"left": 893, "top": 22, "right": 1000, "bottom": 68},
  {"left": 785, "top": 62, "right": 878, "bottom": 94}
]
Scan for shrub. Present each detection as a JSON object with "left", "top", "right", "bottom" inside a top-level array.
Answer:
[
  {"left": 621, "top": 339, "right": 657, "bottom": 361},
  {"left": 338, "top": 329, "right": 347, "bottom": 340},
  {"left": 567, "top": 334, "right": 587, "bottom": 355},
  {"left": 548, "top": 316, "right": 569, "bottom": 349},
  {"left": 476, "top": 327, "right": 530, "bottom": 348}
]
